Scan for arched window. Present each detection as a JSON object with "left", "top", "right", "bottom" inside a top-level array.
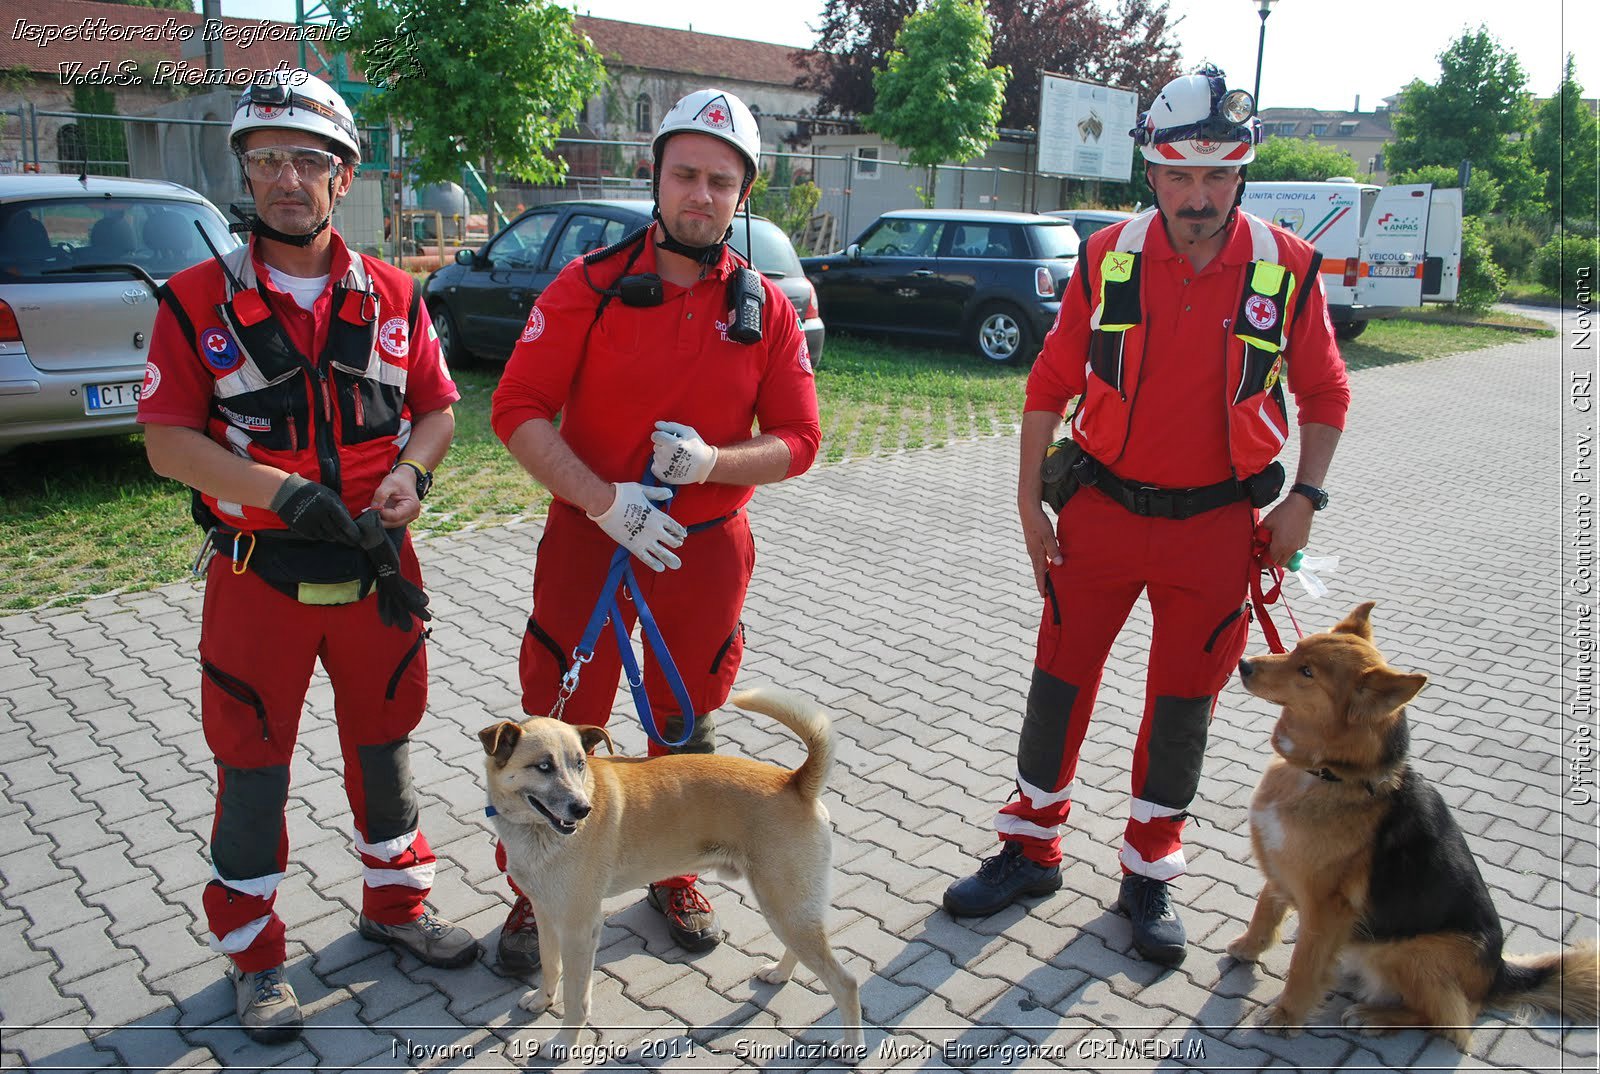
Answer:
[{"left": 635, "top": 93, "right": 652, "bottom": 133}]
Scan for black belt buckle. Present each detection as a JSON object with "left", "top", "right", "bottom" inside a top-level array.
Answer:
[{"left": 1132, "top": 485, "right": 1173, "bottom": 518}]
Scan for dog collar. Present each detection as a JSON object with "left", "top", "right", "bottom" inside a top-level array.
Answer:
[
  {"left": 1307, "top": 766, "right": 1376, "bottom": 795},
  {"left": 484, "top": 803, "right": 498, "bottom": 817}
]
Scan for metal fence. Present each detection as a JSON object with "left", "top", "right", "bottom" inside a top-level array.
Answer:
[{"left": 2, "top": 109, "right": 1090, "bottom": 262}]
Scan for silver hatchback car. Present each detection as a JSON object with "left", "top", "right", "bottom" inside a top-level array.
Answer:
[{"left": 0, "top": 174, "right": 238, "bottom": 452}]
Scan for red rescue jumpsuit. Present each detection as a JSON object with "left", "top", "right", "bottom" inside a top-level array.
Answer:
[
  {"left": 139, "top": 233, "right": 459, "bottom": 972},
  {"left": 1001, "top": 209, "right": 1350, "bottom": 878},
  {"left": 490, "top": 236, "right": 820, "bottom": 888}
]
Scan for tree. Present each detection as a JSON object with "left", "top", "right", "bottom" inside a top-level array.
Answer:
[
  {"left": 797, "top": 0, "right": 1181, "bottom": 131},
  {"left": 863, "top": 0, "right": 1008, "bottom": 202},
  {"left": 1385, "top": 26, "right": 1542, "bottom": 213},
  {"left": 343, "top": 0, "right": 605, "bottom": 216},
  {"left": 1530, "top": 55, "right": 1598, "bottom": 225},
  {"left": 1248, "top": 138, "right": 1360, "bottom": 182}
]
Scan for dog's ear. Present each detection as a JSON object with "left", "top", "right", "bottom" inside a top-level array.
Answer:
[
  {"left": 1333, "top": 601, "right": 1377, "bottom": 641},
  {"left": 478, "top": 721, "right": 523, "bottom": 765},
  {"left": 1349, "top": 666, "right": 1427, "bottom": 722},
  {"left": 576, "top": 725, "right": 614, "bottom": 756}
]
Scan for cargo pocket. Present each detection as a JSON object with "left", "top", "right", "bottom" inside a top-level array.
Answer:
[
  {"left": 381, "top": 628, "right": 429, "bottom": 738},
  {"left": 1036, "top": 571, "right": 1065, "bottom": 666},
  {"left": 201, "top": 659, "right": 272, "bottom": 760},
  {"left": 330, "top": 363, "right": 404, "bottom": 443}
]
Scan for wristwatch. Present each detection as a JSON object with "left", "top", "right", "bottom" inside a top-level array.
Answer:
[
  {"left": 1289, "top": 482, "right": 1329, "bottom": 511},
  {"left": 394, "top": 459, "right": 433, "bottom": 500}
]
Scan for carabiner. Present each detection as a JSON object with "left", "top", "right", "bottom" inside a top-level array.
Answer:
[
  {"left": 231, "top": 531, "right": 257, "bottom": 575},
  {"left": 191, "top": 527, "right": 219, "bottom": 577}
]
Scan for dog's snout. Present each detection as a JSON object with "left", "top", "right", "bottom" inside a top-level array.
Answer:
[
  {"left": 1238, "top": 659, "right": 1254, "bottom": 679},
  {"left": 569, "top": 801, "right": 592, "bottom": 821}
]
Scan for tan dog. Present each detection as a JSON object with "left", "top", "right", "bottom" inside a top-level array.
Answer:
[
  {"left": 1230, "top": 602, "right": 1599, "bottom": 1049},
  {"left": 479, "top": 687, "right": 863, "bottom": 1060}
]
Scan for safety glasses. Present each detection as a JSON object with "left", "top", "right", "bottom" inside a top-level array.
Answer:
[{"left": 240, "top": 146, "right": 343, "bottom": 183}]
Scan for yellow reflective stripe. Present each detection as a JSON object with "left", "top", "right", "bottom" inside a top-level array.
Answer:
[
  {"left": 1240, "top": 334, "right": 1284, "bottom": 355},
  {"left": 1251, "top": 260, "right": 1286, "bottom": 294},
  {"left": 1099, "top": 322, "right": 1136, "bottom": 333},
  {"left": 297, "top": 580, "right": 364, "bottom": 605}
]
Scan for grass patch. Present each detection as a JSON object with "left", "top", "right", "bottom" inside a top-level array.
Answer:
[
  {"left": 0, "top": 318, "right": 1540, "bottom": 612},
  {"left": 1500, "top": 282, "right": 1563, "bottom": 307},
  {"left": 1394, "top": 306, "right": 1554, "bottom": 332},
  {"left": 1336, "top": 318, "right": 1548, "bottom": 373}
]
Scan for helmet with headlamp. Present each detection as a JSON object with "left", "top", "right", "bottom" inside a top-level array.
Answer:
[
  {"left": 1131, "top": 64, "right": 1261, "bottom": 165},
  {"left": 228, "top": 69, "right": 361, "bottom": 247}
]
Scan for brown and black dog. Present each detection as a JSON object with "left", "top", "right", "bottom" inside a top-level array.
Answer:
[{"left": 1230, "top": 601, "right": 1598, "bottom": 1049}]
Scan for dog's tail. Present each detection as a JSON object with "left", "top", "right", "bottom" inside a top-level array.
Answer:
[
  {"left": 730, "top": 687, "right": 834, "bottom": 801},
  {"left": 1489, "top": 941, "right": 1600, "bottom": 1023}
]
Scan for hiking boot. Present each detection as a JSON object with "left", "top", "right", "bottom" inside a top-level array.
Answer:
[
  {"left": 357, "top": 908, "right": 480, "bottom": 968},
  {"left": 647, "top": 882, "right": 723, "bottom": 952},
  {"left": 943, "top": 842, "right": 1062, "bottom": 917},
  {"left": 230, "top": 963, "right": 302, "bottom": 1044},
  {"left": 1116, "top": 874, "right": 1187, "bottom": 965},
  {"left": 497, "top": 894, "right": 540, "bottom": 974}
]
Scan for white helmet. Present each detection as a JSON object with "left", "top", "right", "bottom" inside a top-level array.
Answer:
[
  {"left": 652, "top": 88, "right": 760, "bottom": 178},
  {"left": 1132, "top": 65, "right": 1259, "bottom": 166},
  {"left": 230, "top": 69, "right": 361, "bottom": 164}
]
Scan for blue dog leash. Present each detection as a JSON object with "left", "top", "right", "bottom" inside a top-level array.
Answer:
[{"left": 554, "top": 467, "right": 698, "bottom": 750}]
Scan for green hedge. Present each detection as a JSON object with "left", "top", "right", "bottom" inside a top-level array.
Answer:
[{"left": 1535, "top": 233, "right": 1600, "bottom": 295}]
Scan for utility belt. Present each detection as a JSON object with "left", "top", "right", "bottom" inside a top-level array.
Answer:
[
  {"left": 197, "top": 525, "right": 405, "bottom": 605},
  {"left": 1042, "top": 438, "right": 1283, "bottom": 520}
]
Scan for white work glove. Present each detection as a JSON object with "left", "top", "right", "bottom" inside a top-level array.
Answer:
[
  {"left": 650, "top": 420, "right": 719, "bottom": 485},
  {"left": 587, "top": 482, "right": 686, "bottom": 572}
]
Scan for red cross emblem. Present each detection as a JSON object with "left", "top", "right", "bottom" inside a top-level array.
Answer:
[
  {"left": 206, "top": 334, "right": 227, "bottom": 352},
  {"left": 706, "top": 107, "right": 726, "bottom": 125},
  {"left": 379, "top": 316, "right": 409, "bottom": 357}
]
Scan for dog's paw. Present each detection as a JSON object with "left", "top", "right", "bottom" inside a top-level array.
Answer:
[
  {"left": 1258, "top": 1001, "right": 1303, "bottom": 1036},
  {"left": 517, "top": 988, "right": 553, "bottom": 1014},
  {"left": 755, "top": 960, "right": 794, "bottom": 985},
  {"left": 1341, "top": 1003, "right": 1396, "bottom": 1035},
  {"left": 1225, "top": 934, "right": 1267, "bottom": 962}
]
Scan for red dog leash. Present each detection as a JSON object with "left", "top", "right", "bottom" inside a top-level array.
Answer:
[{"left": 1250, "top": 524, "right": 1304, "bottom": 654}]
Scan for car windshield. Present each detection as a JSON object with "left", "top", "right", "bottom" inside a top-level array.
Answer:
[
  {"left": 1028, "top": 220, "right": 1080, "bottom": 259},
  {"left": 0, "top": 196, "right": 236, "bottom": 284},
  {"left": 728, "top": 219, "right": 803, "bottom": 277}
]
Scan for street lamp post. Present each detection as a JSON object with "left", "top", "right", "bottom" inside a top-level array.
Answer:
[{"left": 1252, "top": 0, "right": 1278, "bottom": 109}]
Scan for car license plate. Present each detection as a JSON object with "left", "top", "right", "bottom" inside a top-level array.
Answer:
[
  {"left": 1369, "top": 264, "right": 1414, "bottom": 278},
  {"left": 84, "top": 380, "right": 142, "bottom": 413}
]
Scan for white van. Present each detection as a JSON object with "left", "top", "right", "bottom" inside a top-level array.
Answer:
[{"left": 1241, "top": 179, "right": 1463, "bottom": 339}]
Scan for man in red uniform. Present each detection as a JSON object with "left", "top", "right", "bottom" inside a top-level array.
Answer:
[
  {"left": 943, "top": 66, "right": 1351, "bottom": 965},
  {"left": 490, "top": 87, "right": 820, "bottom": 970},
  {"left": 139, "top": 70, "right": 476, "bottom": 1044}
]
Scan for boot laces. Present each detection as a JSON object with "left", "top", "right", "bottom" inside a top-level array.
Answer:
[
  {"left": 414, "top": 909, "right": 453, "bottom": 937},
  {"left": 661, "top": 883, "right": 714, "bottom": 927},
  {"left": 251, "top": 966, "right": 287, "bottom": 1004},
  {"left": 977, "top": 843, "right": 1027, "bottom": 883},
  {"left": 505, "top": 895, "right": 538, "bottom": 935},
  {"left": 1133, "top": 876, "right": 1176, "bottom": 920}
]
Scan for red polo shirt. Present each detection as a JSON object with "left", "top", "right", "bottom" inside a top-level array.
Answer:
[
  {"left": 491, "top": 237, "right": 821, "bottom": 526},
  {"left": 1028, "top": 211, "right": 1349, "bottom": 488}
]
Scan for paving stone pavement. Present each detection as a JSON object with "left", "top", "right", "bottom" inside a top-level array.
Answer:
[{"left": 2, "top": 330, "right": 1595, "bottom": 1072}]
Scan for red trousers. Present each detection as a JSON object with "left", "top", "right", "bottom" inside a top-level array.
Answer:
[
  {"left": 997, "top": 487, "right": 1256, "bottom": 877},
  {"left": 502, "top": 502, "right": 755, "bottom": 894},
  {"left": 197, "top": 540, "right": 435, "bottom": 973}
]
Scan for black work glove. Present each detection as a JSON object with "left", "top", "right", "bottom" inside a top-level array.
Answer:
[
  {"left": 355, "top": 509, "right": 431, "bottom": 632},
  {"left": 271, "top": 474, "right": 362, "bottom": 546}
]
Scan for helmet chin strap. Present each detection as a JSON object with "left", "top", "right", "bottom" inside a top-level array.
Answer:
[
  {"left": 229, "top": 165, "right": 339, "bottom": 249},
  {"left": 651, "top": 207, "right": 729, "bottom": 266}
]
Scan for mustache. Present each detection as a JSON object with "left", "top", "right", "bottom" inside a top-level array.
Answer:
[{"left": 1176, "top": 207, "right": 1218, "bottom": 220}]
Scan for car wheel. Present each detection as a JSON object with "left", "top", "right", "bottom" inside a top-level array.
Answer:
[
  {"left": 1334, "top": 319, "right": 1368, "bottom": 341},
  {"left": 972, "top": 303, "right": 1035, "bottom": 363},
  {"left": 432, "top": 303, "right": 472, "bottom": 365}
]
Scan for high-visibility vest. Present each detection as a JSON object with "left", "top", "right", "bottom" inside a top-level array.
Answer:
[
  {"left": 157, "top": 241, "right": 423, "bottom": 531},
  {"left": 1073, "top": 209, "right": 1320, "bottom": 479}
]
